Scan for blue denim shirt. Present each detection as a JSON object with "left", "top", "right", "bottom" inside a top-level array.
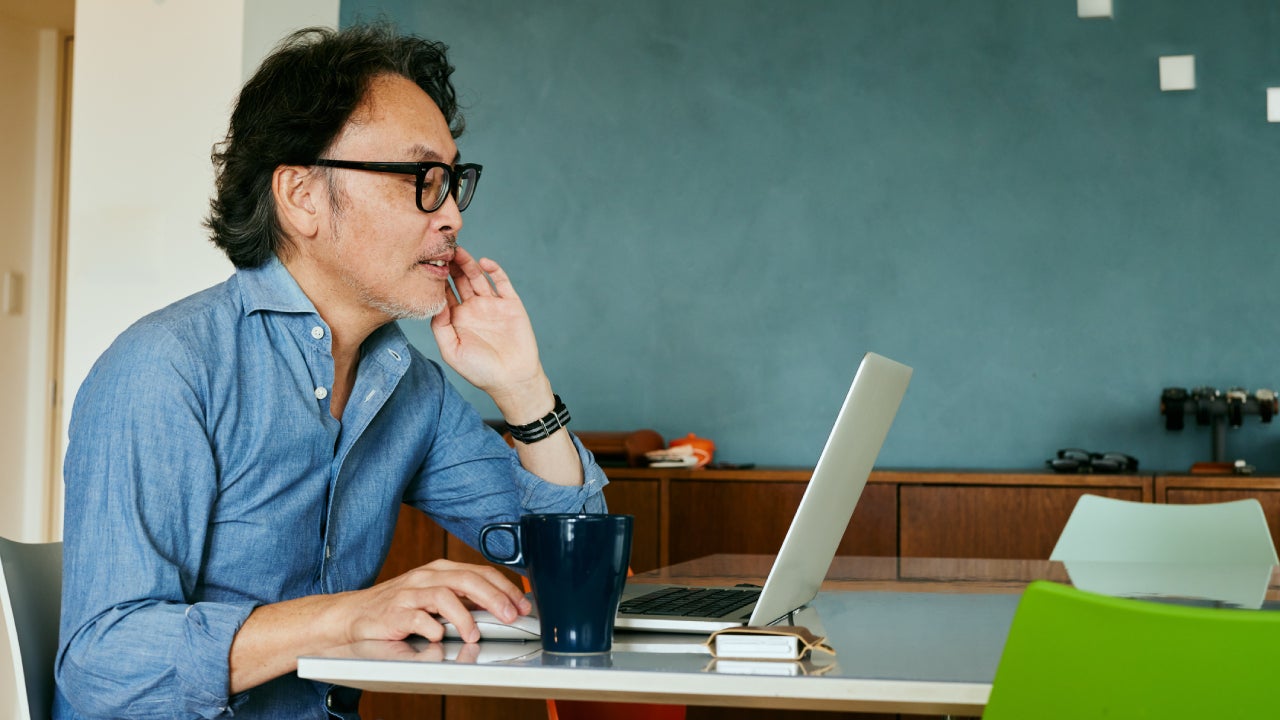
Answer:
[{"left": 55, "top": 257, "right": 607, "bottom": 719}]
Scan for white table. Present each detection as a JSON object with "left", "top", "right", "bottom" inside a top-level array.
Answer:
[
  {"left": 300, "top": 563, "right": 1023, "bottom": 714},
  {"left": 298, "top": 555, "right": 1280, "bottom": 715}
]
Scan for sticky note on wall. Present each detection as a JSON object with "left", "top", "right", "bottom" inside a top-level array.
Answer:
[
  {"left": 1159, "top": 55, "right": 1196, "bottom": 92},
  {"left": 1078, "top": 0, "right": 1113, "bottom": 19}
]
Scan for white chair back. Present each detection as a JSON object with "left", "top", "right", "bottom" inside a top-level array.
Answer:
[
  {"left": 0, "top": 538, "right": 63, "bottom": 720},
  {"left": 1050, "top": 495, "right": 1278, "bottom": 608}
]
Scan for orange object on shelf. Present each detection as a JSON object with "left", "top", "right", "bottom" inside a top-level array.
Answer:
[{"left": 668, "top": 433, "right": 716, "bottom": 468}]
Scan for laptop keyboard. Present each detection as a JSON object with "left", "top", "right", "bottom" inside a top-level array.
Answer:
[{"left": 619, "top": 586, "right": 761, "bottom": 618}]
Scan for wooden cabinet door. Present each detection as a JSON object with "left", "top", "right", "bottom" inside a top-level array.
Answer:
[
  {"left": 603, "top": 477, "right": 662, "bottom": 572},
  {"left": 667, "top": 480, "right": 897, "bottom": 564},
  {"left": 1159, "top": 475, "right": 1280, "bottom": 555},
  {"left": 899, "top": 483, "right": 1145, "bottom": 559}
]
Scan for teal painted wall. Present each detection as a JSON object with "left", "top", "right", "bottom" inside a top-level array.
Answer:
[{"left": 340, "top": 0, "right": 1280, "bottom": 472}]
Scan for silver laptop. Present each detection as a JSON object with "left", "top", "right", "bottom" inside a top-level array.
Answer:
[{"left": 614, "top": 352, "right": 912, "bottom": 633}]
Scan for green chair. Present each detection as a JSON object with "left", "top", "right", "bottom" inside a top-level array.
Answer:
[{"left": 983, "top": 580, "right": 1280, "bottom": 719}]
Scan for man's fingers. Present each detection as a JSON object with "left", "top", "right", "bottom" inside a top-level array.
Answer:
[
  {"left": 450, "top": 246, "right": 494, "bottom": 298},
  {"left": 403, "top": 562, "right": 525, "bottom": 623},
  {"left": 478, "top": 258, "right": 518, "bottom": 300},
  {"left": 429, "top": 284, "right": 458, "bottom": 361},
  {"left": 449, "top": 576, "right": 523, "bottom": 624},
  {"left": 420, "top": 592, "right": 479, "bottom": 643},
  {"left": 423, "top": 561, "right": 529, "bottom": 617},
  {"left": 448, "top": 247, "right": 478, "bottom": 300},
  {"left": 472, "top": 565, "right": 532, "bottom": 613},
  {"left": 448, "top": 262, "right": 477, "bottom": 301},
  {"left": 409, "top": 608, "right": 449, "bottom": 642}
]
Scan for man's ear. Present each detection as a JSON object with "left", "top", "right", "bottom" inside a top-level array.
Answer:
[{"left": 273, "top": 165, "right": 323, "bottom": 240}]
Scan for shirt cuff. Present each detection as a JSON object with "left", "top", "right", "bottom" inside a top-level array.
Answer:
[
  {"left": 179, "top": 601, "right": 257, "bottom": 719},
  {"left": 517, "top": 434, "right": 609, "bottom": 514}
]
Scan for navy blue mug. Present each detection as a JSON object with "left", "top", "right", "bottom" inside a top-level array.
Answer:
[{"left": 479, "top": 513, "right": 633, "bottom": 654}]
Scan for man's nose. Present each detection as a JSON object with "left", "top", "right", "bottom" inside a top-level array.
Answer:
[{"left": 433, "top": 191, "right": 464, "bottom": 232}]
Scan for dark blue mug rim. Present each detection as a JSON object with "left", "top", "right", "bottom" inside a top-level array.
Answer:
[{"left": 479, "top": 514, "right": 632, "bottom": 567}]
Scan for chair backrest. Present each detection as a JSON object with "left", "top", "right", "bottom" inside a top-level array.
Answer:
[
  {"left": 983, "top": 580, "right": 1280, "bottom": 719},
  {"left": 0, "top": 538, "right": 63, "bottom": 720},
  {"left": 1048, "top": 494, "right": 1278, "bottom": 607},
  {"left": 1050, "top": 494, "right": 1278, "bottom": 564}
]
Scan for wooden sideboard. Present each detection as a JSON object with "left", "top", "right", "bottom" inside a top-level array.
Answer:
[
  {"left": 597, "top": 467, "right": 1159, "bottom": 568},
  {"left": 1157, "top": 474, "right": 1280, "bottom": 530},
  {"left": 358, "top": 467, "right": 1280, "bottom": 720}
]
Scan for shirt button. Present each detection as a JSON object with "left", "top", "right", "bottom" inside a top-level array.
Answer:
[
  {"left": 314, "top": 387, "right": 328, "bottom": 400},
  {"left": 325, "top": 545, "right": 332, "bottom": 559},
  {"left": 311, "top": 326, "right": 324, "bottom": 339}
]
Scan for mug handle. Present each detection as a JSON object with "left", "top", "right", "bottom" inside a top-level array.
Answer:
[{"left": 479, "top": 523, "right": 524, "bottom": 566}]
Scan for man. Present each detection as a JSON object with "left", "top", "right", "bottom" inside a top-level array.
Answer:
[{"left": 55, "top": 25, "right": 607, "bottom": 719}]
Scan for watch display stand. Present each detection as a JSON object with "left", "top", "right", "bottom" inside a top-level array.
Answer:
[{"left": 1159, "top": 387, "right": 1278, "bottom": 463}]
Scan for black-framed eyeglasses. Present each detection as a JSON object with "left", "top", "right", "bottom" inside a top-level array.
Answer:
[{"left": 313, "top": 159, "right": 483, "bottom": 213}]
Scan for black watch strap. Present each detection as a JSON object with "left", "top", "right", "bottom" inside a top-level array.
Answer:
[{"left": 506, "top": 395, "right": 571, "bottom": 444}]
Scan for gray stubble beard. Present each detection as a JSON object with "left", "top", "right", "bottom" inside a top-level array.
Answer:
[{"left": 363, "top": 291, "right": 447, "bottom": 321}]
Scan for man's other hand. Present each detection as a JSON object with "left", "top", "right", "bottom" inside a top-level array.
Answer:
[
  {"left": 335, "top": 558, "right": 532, "bottom": 645},
  {"left": 430, "top": 247, "right": 548, "bottom": 413}
]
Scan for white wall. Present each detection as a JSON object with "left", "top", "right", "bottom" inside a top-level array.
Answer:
[
  {"left": 8, "top": 2, "right": 337, "bottom": 717},
  {"left": 56, "top": 0, "right": 339, "bottom": 535},
  {"left": 0, "top": 17, "right": 45, "bottom": 543},
  {"left": 0, "top": 15, "right": 60, "bottom": 719}
]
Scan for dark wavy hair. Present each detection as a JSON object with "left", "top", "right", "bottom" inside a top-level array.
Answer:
[{"left": 205, "top": 24, "right": 464, "bottom": 268}]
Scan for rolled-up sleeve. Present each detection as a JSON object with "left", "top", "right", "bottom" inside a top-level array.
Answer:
[
  {"left": 404, "top": 364, "right": 609, "bottom": 551},
  {"left": 57, "top": 325, "right": 252, "bottom": 719},
  {"left": 513, "top": 433, "right": 609, "bottom": 514}
]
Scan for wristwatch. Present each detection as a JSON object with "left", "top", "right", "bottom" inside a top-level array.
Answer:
[
  {"left": 1257, "top": 388, "right": 1277, "bottom": 423},
  {"left": 1160, "top": 387, "right": 1188, "bottom": 431},
  {"left": 1191, "top": 387, "right": 1220, "bottom": 426},
  {"left": 1226, "top": 387, "right": 1248, "bottom": 428},
  {"left": 504, "top": 395, "right": 571, "bottom": 444}
]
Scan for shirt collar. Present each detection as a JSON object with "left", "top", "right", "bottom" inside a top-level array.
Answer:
[
  {"left": 236, "top": 255, "right": 414, "bottom": 365},
  {"left": 237, "top": 255, "right": 317, "bottom": 316}
]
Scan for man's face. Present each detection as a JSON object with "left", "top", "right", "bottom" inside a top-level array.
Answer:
[{"left": 317, "top": 73, "right": 463, "bottom": 322}]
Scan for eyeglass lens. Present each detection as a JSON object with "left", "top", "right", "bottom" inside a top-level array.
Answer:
[{"left": 421, "top": 165, "right": 478, "bottom": 212}]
